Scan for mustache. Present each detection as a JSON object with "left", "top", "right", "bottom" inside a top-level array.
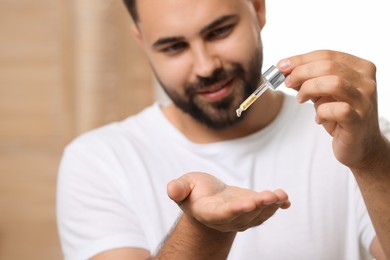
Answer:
[
  {"left": 186, "top": 69, "right": 228, "bottom": 94},
  {"left": 185, "top": 66, "right": 241, "bottom": 95}
]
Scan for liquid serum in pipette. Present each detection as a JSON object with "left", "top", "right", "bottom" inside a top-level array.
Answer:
[{"left": 236, "top": 65, "right": 285, "bottom": 117}]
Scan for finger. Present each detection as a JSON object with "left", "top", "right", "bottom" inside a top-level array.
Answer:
[
  {"left": 278, "top": 50, "right": 369, "bottom": 75},
  {"left": 272, "top": 189, "right": 291, "bottom": 209},
  {"left": 288, "top": 60, "right": 340, "bottom": 89},
  {"left": 235, "top": 206, "right": 279, "bottom": 232},
  {"left": 315, "top": 101, "right": 360, "bottom": 126},
  {"left": 206, "top": 190, "right": 279, "bottom": 224},
  {"left": 167, "top": 179, "right": 192, "bottom": 204},
  {"left": 211, "top": 203, "right": 280, "bottom": 232},
  {"left": 278, "top": 50, "right": 341, "bottom": 77},
  {"left": 296, "top": 75, "right": 362, "bottom": 106},
  {"left": 206, "top": 191, "right": 290, "bottom": 232},
  {"left": 229, "top": 190, "right": 289, "bottom": 217},
  {"left": 237, "top": 201, "right": 289, "bottom": 231}
]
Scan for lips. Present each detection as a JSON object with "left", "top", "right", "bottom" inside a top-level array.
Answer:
[{"left": 197, "top": 78, "right": 234, "bottom": 102}]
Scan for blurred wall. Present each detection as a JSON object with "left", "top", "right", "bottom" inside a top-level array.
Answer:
[{"left": 0, "top": 0, "right": 153, "bottom": 259}]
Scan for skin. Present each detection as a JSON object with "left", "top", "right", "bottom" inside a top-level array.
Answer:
[
  {"left": 132, "top": 0, "right": 284, "bottom": 143},
  {"left": 278, "top": 51, "right": 390, "bottom": 259},
  {"left": 92, "top": 0, "right": 390, "bottom": 259}
]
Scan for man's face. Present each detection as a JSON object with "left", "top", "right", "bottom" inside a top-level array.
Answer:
[{"left": 135, "top": 0, "right": 265, "bottom": 129}]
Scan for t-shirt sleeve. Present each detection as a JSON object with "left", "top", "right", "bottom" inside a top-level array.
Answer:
[
  {"left": 379, "top": 116, "right": 390, "bottom": 140},
  {"left": 57, "top": 134, "right": 148, "bottom": 260}
]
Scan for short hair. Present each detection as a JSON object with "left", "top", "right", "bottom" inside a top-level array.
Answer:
[
  {"left": 123, "top": 0, "right": 253, "bottom": 23},
  {"left": 123, "top": 0, "right": 139, "bottom": 22}
]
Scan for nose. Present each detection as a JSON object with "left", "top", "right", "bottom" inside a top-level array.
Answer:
[{"left": 192, "top": 43, "right": 222, "bottom": 78}]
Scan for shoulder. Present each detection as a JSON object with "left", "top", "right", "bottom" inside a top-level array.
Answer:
[
  {"left": 379, "top": 116, "right": 390, "bottom": 139},
  {"left": 64, "top": 103, "right": 160, "bottom": 154},
  {"left": 58, "top": 103, "right": 164, "bottom": 182}
]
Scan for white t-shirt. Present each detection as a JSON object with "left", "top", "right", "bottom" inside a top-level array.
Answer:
[{"left": 57, "top": 94, "right": 387, "bottom": 260}]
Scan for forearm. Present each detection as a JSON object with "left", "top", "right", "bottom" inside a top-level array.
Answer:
[
  {"left": 351, "top": 136, "right": 390, "bottom": 259},
  {"left": 153, "top": 213, "right": 236, "bottom": 260}
]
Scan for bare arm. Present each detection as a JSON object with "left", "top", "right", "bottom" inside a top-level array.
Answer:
[
  {"left": 90, "top": 215, "right": 234, "bottom": 260},
  {"left": 91, "top": 248, "right": 150, "bottom": 260},
  {"left": 154, "top": 213, "right": 236, "bottom": 260},
  {"left": 278, "top": 50, "right": 390, "bottom": 259},
  {"left": 353, "top": 137, "right": 390, "bottom": 259},
  {"left": 91, "top": 172, "right": 290, "bottom": 259},
  {"left": 90, "top": 216, "right": 234, "bottom": 260},
  {"left": 155, "top": 172, "right": 290, "bottom": 259}
]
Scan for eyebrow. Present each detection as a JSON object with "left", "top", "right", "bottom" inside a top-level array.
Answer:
[
  {"left": 200, "top": 14, "right": 237, "bottom": 35},
  {"left": 152, "top": 36, "right": 186, "bottom": 49},
  {"left": 152, "top": 14, "right": 238, "bottom": 49}
]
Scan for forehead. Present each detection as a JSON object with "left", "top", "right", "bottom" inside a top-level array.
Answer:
[{"left": 136, "top": 0, "right": 251, "bottom": 42}]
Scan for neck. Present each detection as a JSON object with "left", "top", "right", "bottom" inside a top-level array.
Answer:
[{"left": 162, "top": 91, "right": 285, "bottom": 143}]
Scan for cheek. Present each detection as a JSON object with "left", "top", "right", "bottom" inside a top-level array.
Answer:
[
  {"left": 151, "top": 56, "right": 192, "bottom": 92},
  {"left": 216, "top": 30, "right": 260, "bottom": 69}
]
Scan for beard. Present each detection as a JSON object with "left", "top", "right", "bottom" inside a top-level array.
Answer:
[{"left": 155, "top": 48, "right": 263, "bottom": 130}]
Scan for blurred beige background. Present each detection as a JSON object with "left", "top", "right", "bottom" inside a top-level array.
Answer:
[{"left": 0, "top": 0, "right": 153, "bottom": 259}]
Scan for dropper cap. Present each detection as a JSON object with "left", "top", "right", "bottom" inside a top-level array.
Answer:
[{"left": 263, "top": 65, "right": 285, "bottom": 90}]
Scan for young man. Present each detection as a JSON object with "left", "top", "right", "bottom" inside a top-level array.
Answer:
[{"left": 57, "top": 0, "right": 390, "bottom": 259}]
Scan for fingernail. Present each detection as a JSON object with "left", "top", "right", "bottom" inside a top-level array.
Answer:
[
  {"left": 177, "top": 179, "right": 186, "bottom": 189},
  {"left": 278, "top": 59, "right": 292, "bottom": 71},
  {"left": 315, "top": 115, "right": 321, "bottom": 124},
  {"left": 285, "top": 75, "right": 291, "bottom": 87},
  {"left": 296, "top": 91, "right": 302, "bottom": 103}
]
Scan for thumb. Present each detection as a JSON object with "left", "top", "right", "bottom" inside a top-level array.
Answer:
[{"left": 167, "top": 178, "right": 192, "bottom": 204}]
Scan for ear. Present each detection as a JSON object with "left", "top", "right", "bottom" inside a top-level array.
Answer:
[
  {"left": 131, "top": 24, "right": 142, "bottom": 44},
  {"left": 252, "top": 0, "right": 266, "bottom": 29}
]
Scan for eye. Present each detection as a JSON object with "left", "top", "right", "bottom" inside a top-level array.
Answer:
[
  {"left": 160, "top": 42, "right": 188, "bottom": 55},
  {"left": 207, "top": 24, "right": 234, "bottom": 40}
]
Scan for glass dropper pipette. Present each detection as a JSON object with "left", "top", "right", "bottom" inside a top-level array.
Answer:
[{"left": 236, "top": 65, "right": 285, "bottom": 117}]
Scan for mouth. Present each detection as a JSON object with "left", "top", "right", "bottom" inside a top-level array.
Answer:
[{"left": 196, "top": 78, "right": 234, "bottom": 102}]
